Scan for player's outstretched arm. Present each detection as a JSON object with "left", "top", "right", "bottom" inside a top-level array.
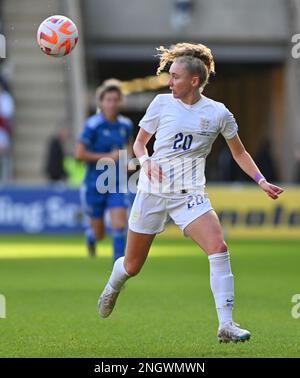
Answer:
[{"left": 226, "top": 134, "right": 284, "bottom": 200}]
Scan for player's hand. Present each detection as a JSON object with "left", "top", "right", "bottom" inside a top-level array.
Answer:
[
  {"left": 143, "top": 160, "right": 165, "bottom": 183},
  {"left": 259, "top": 181, "right": 284, "bottom": 200},
  {"left": 107, "top": 149, "right": 120, "bottom": 161}
]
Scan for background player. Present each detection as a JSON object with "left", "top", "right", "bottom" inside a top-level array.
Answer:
[{"left": 75, "top": 79, "right": 133, "bottom": 261}]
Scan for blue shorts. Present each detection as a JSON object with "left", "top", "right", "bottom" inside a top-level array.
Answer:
[{"left": 80, "top": 184, "right": 128, "bottom": 219}]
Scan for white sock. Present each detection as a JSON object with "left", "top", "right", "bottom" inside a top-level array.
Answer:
[
  {"left": 108, "top": 256, "right": 130, "bottom": 291},
  {"left": 208, "top": 251, "right": 234, "bottom": 326}
]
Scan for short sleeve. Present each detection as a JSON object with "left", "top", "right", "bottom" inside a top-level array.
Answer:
[
  {"left": 220, "top": 107, "right": 238, "bottom": 140},
  {"left": 138, "top": 95, "right": 161, "bottom": 134},
  {"left": 78, "top": 121, "right": 95, "bottom": 146}
]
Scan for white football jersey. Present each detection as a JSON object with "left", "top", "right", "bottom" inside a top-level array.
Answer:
[{"left": 138, "top": 94, "right": 238, "bottom": 194}]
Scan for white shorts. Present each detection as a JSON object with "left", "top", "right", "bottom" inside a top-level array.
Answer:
[{"left": 128, "top": 190, "right": 213, "bottom": 234}]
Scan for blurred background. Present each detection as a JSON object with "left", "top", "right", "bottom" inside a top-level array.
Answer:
[{"left": 0, "top": 0, "right": 299, "bottom": 236}]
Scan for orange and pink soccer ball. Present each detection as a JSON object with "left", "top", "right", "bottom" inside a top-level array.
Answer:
[{"left": 37, "top": 15, "right": 78, "bottom": 57}]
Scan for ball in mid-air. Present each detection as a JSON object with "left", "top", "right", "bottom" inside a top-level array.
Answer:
[{"left": 37, "top": 15, "right": 78, "bottom": 57}]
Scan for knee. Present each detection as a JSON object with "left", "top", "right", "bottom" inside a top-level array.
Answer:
[
  {"left": 207, "top": 240, "right": 228, "bottom": 254},
  {"left": 111, "top": 221, "right": 127, "bottom": 230},
  {"left": 111, "top": 210, "right": 128, "bottom": 230}
]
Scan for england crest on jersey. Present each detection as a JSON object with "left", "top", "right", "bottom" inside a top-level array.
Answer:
[
  {"left": 200, "top": 118, "right": 210, "bottom": 131},
  {"left": 198, "top": 118, "right": 211, "bottom": 136}
]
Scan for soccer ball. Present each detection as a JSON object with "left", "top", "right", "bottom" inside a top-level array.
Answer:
[{"left": 37, "top": 15, "right": 78, "bottom": 57}]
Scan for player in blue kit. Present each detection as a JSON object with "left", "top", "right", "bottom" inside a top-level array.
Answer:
[{"left": 75, "top": 79, "right": 133, "bottom": 261}]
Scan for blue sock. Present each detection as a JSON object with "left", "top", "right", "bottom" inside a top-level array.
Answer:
[
  {"left": 85, "top": 227, "right": 95, "bottom": 245},
  {"left": 112, "top": 228, "right": 127, "bottom": 263}
]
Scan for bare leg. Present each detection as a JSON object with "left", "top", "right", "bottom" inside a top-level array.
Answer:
[
  {"left": 98, "top": 229, "right": 156, "bottom": 318},
  {"left": 106, "top": 229, "right": 155, "bottom": 290},
  {"left": 85, "top": 218, "right": 104, "bottom": 257},
  {"left": 184, "top": 209, "right": 227, "bottom": 254},
  {"left": 89, "top": 218, "right": 105, "bottom": 240},
  {"left": 123, "top": 230, "right": 156, "bottom": 276},
  {"left": 109, "top": 207, "right": 127, "bottom": 229}
]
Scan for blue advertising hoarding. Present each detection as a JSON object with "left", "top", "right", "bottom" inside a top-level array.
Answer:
[{"left": 0, "top": 186, "right": 86, "bottom": 234}]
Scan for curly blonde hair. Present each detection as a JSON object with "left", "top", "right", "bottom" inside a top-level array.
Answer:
[{"left": 156, "top": 42, "right": 215, "bottom": 91}]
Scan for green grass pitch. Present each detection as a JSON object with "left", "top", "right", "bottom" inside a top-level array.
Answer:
[{"left": 0, "top": 232, "right": 299, "bottom": 357}]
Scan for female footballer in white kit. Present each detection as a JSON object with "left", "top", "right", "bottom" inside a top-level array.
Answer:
[{"left": 97, "top": 43, "right": 284, "bottom": 343}]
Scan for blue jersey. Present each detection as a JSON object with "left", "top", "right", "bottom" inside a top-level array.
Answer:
[{"left": 78, "top": 112, "right": 133, "bottom": 188}]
